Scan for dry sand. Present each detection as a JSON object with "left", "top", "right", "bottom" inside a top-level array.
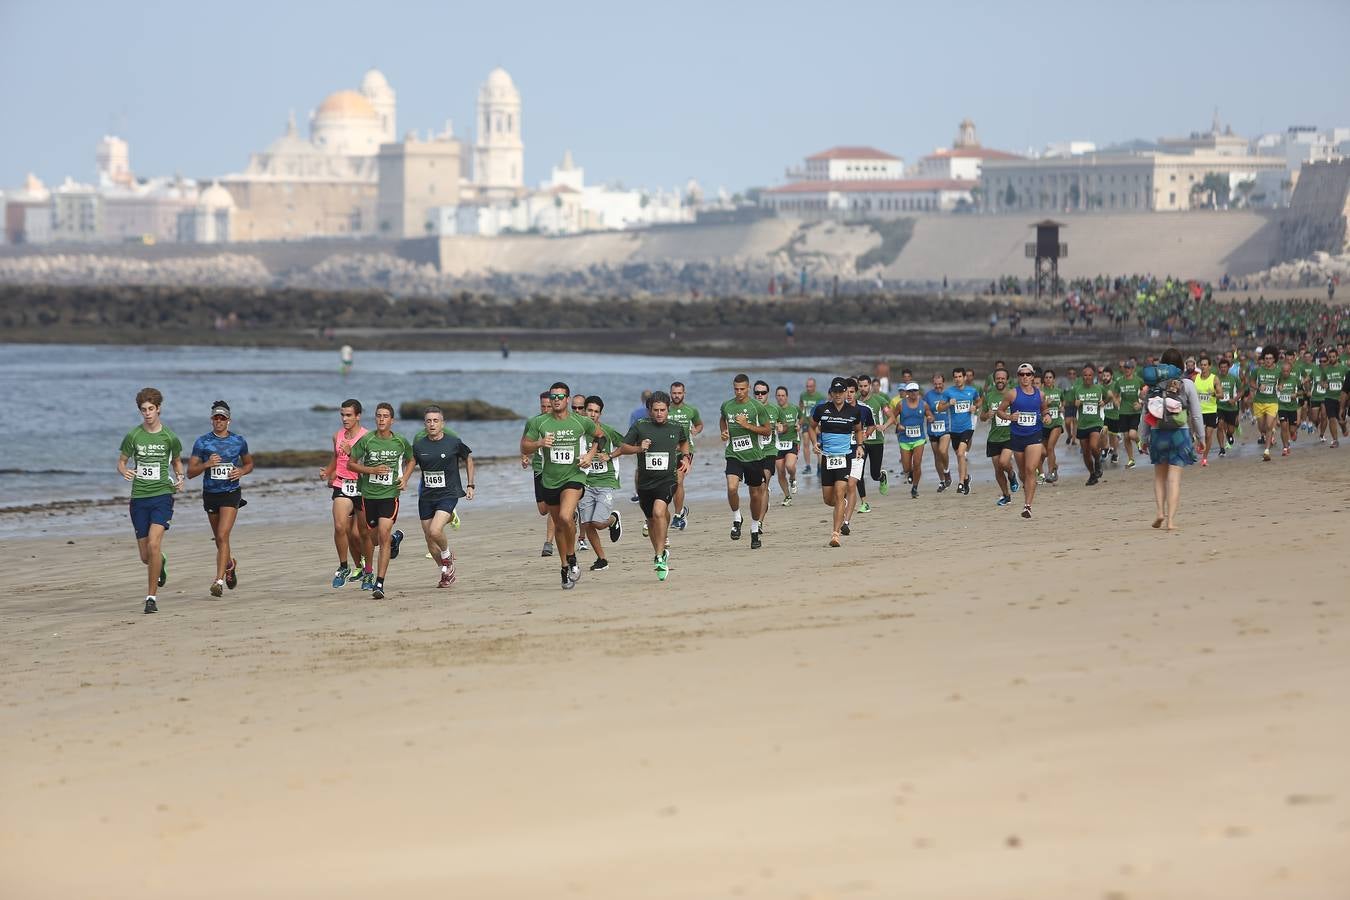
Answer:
[{"left": 2, "top": 445, "right": 1348, "bottom": 899}]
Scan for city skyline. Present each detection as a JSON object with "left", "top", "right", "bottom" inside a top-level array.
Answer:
[{"left": 3, "top": 0, "right": 1348, "bottom": 193}]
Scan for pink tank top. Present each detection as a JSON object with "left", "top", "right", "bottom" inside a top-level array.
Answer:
[{"left": 331, "top": 425, "right": 367, "bottom": 486}]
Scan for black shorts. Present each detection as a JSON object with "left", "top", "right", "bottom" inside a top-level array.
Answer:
[
  {"left": 533, "top": 472, "right": 546, "bottom": 503},
  {"left": 951, "top": 430, "right": 974, "bottom": 448},
  {"left": 363, "top": 497, "right": 399, "bottom": 529},
  {"left": 1008, "top": 432, "right": 1040, "bottom": 453},
  {"left": 1105, "top": 418, "right": 1121, "bottom": 434},
  {"left": 985, "top": 439, "right": 1010, "bottom": 458},
  {"left": 1218, "top": 409, "right": 1239, "bottom": 426},
  {"left": 776, "top": 444, "right": 798, "bottom": 459},
  {"left": 539, "top": 481, "right": 586, "bottom": 507},
  {"left": 928, "top": 430, "right": 950, "bottom": 444},
  {"left": 1117, "top": 413, "right": 1141, "bottom": 432},
  {"left": 1202, "top": 412, "right": 1218, "bottom": 428},
  {"left": 203, "top": 489, "right": 246, "bottom": 514},
  {"left": 1278, "top": 409, "right": 1297, "bottom": 425},
  {"left": 1325, "top": 398, "right": 1342, "bottom": 419},
  {"left": 1042, "top": 425, "right": 1062, "bottom": 443},
  {"left": 331, "top": 486, "right": 364, "bottom": 513},
  {"left": 818, "top": 455, "right": 851, "bottom": 487},
  {"left": 725, "top": 457, "right": 765, "bottom": 487},
  {"left": 1076, "top": 426, "right": 1102, "bottom": 441},
  {"left": 760, "top": 456, "right": 777, "bottom": 477},
  {"left": 1310, "top": 398, "right": 1324, "bottom": 407},
  {"left": 637, "top": 483, "right": 676, "bottom": 519}
]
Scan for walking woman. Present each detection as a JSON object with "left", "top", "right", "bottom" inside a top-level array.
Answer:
[{"left": 1140, "top": 348, "right": 1205, "bottom": 532}]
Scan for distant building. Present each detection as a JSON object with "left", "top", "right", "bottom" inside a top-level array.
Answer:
[
  {"left": 2, "top": 174, "right": 52, "bottom": 244},
  {"left": 96, "top": 136, "right": 133, "bottom": 187},
  {"left": 376, "top": 130, "right": 463, "bottom": 238},
  {"left": 177, "top": 182, "right": 235, "bottom": 243},
  {"left": 786, "top": 146, "right": 903, "bottom": 182},
  {"left": 102, "top": 177, "right": 199, "bottom": 243},
  {"left": 909, "top": 119, "right": 1021, "bottom": 181},
  {"left": 760, "top": 178, "right": 974, "bottom": 219},
  {"left": 1157, "top": 111, "right": 1249, "bottom": 157},
  {"left": 50, "top": 177, "right": 102, "bottom": 241},
  {"left": 1250, "top": 124, "right": 1350, "bottom": 206},
  {"left": 470, "top": 67, "right": 525, "bottom": 205}
]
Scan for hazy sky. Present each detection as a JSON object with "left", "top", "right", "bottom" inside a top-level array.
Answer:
[{"left": 3, "top": 0, "right": 1347, "bottom": 194}]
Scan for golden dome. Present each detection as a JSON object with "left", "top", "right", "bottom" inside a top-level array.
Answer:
[{"left": 315, "top": 90, "right": 377, "bottom": 120}]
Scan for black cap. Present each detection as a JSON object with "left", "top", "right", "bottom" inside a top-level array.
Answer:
[{"left": 828, "top": 377, "right": 848, "bottom": 393}]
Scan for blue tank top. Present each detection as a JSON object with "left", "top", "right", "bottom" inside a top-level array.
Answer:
[
  {"left": 1009, "top": 388, "right": 1043, "bottom": 437},
  {"left": 895, "top": 399, "right": 926, "bottom": 441}
]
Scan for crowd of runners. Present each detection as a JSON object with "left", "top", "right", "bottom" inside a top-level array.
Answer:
[{"left": 115, "top": 340, "right": 1349, "bottom": 613}]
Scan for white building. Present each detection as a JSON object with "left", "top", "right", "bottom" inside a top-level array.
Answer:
[
  {"left": 2, "top": 174, "right": 52, "bottom": 244},
  {"left": 177, "top": 182, "right": 236, "bottom": 243},
  {"left": 908, "top": 119, "right": 1022, "bottom": 181},
  {"left": 361, "top": 67, "right": 397, "bottom": 145},
  {"left": 761, "top": 178, "right": 975, "bottom": 219},
  {"left": 472, "top": 67, "right": 524, "bottom": 203},
  {"left": 50, "top": 177, "right": 101, "bottom": 242},
  {"left": 787, "top": 146, "right": 903, "bottom": 182},
  {"left": 102, "top": 177, "right": 199, "bottom": 243},
  {"left": 1042, "top": 140, "right": 1097, "bottom": 159},
  {"left": 96, "top": 135, "right": 133, "bottom": 187},
  {"left": 1250, "top": 125, "right": 1350, "bottom": 206}
]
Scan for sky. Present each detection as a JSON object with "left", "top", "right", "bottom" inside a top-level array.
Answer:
[{"left": 2, "top": 0, "right": 1348, "bottom": 194}]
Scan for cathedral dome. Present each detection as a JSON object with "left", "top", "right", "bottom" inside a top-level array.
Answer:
[
  {"left": 198, "top": 181, "right": 235, "bottom": 210},
  {"left": 361, "top": 68, "right": 391, "bottom": 94},
  {"left": 480, "top": 67, "right": 519, "bottom": 101},
  {"left": 315, "top": 90, "right": 377, "bottom": 121}
]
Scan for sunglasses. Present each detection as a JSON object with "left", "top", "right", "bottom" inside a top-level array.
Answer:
[
  {"left": 753, "top": 390, "right": 768, "bottom": 396},
  {"left": 211, "top": 414, "right": 229, "bottom": 420},
  {"left": 550, "top": 393, "right": 568, "bottom": 400}
]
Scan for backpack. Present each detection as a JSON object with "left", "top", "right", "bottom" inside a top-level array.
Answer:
[{"left": 1141, "top": 363, "right": 1187, "bottom": 430}]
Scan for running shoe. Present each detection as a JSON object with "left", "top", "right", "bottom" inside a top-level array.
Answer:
[
  {"left": 997, "top": 495, "right": 1012, "bottom": 507},
  {"left": 209, "top": 580, "right": 224, "bottom": 598},
  {"left": 642, "top": 522, "right": 650, "bottom": 538},
  {"left": 671, "top": 514, "right": 686, "bottom": 530},
  {"left": 1086, "top": 473, "right": 1099, "bottom": 486},
  {"left": 789, "top": 478, "right": 797, "bottom": 494},
  {"left": 561, "top": 567, "right": 574, "bottom": 590},
  {"left": 781, "top": 496, "right": 793, "bottom": 507},
  {"left": 730, "top": 520, "right": 742, "bottom": 541},
  {"left": 1258, "top": 435, "right": 1266, "bottom": 445},
  {"left": 654, "top": 552, "right": 669, "bottom": 581},
  {"left": 389, "top": 530, "right": 404, "bottom": 560},
  {"left": 630, "top": 493, "right": 640, "bottom": 503},
  {"left": 361, "top": 571, "right": 375, "bottom": 591},
  {"left": 840, "top": 522, "right": 851, "bottom": 536},
  {"left": 1036, "top": 472, "right": 1046, "bottom": 484},
  {"left": 1200, "top": 458, "right": 1209, "bottom": 467},
  {"left": 1281, "top": 447, "right": 1290, "bottom": 457},
  {"left": 225, "top": 558, "right": 237, "bottom": 590},
  {"left": 1227, "top": 437, "right": 1235, "bottom": 447},
  {"left": 858, "top": 501, "right": 872, "bottom": 513},
  {"left": 1333, "top": 440, "right": 1341, "bottom": 449},
  {"left": 567, "top": 564, "right": 582, "bottom": 587},
  {"left": 803, "top": 465, "right": 812, "bottom": 475},
  {"left": 332, "top": 564, "right": 350, "bottom": 589},
  {"left": 1021, "top": 504, "right": 1032, "bottom": 519},
  {"left": 372, "top": 584, "right": 385, "bottom": 600},
  {"left": 450, "top": 510, "right": 461, "bottom": 530},
  {"left": 879, "top": 472, "right": 889, "bottom": 495},
  {"left": 751, "top": 531, "right": 762, "bottom": 550},
  {"left": 1218, "top": 446, "right": 1226, "bottom": 457},
  {"left": 578, "top": 538, "right": 591, "bottom": 552},
  {"left": 1010, "top": 478, "right": 1019, "bottom": 493},
  {"left": 910, "top": 485, "right": 918, "bottom": 499},
  {"left": 143, "top": 596, "right": 157, "bottom": 614},
  {"left": 936, "top": 480, "right": 948, "bottom": 493},
  {"left": 589, "top": 557, "right": 609, "bottom": 572},
  {"left": 348, "top": 561, "right": 365, "bottom": 583},
  {"left": 437, "top": 570, "right": 453, "bottom": 589},
  {"left": 442, "top": 554, "right": 457, "bottom": 587},
  {"left": 1110, "top": 452, "right": 1119, "bottom": 463},
  {"left": 1125, "top": 459, "right": 1136, "bottom": 469},
  {"left": 541, "top": 541, "right": 554, "bottom": 557},
  {"left": 1263, "top": 449, "right": 1272, "bottom": 461},
  {"left": 609, "top": 511, "right": 622, "bottom": 543},
  {"left": 960, "top": 478, "right": 971, "bottom": 495},
  {"left": 829, "top": 533, "right": 841, "bottom": 548},
  {"left": 1047, "top": 471, "right": 1059, "bottom": 483},
  {"left": 158, "top": 553, "right": 168, "bottom": 588}
]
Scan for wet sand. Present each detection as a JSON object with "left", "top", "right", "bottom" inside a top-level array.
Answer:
[{"left": 2, "top": 442, "right": 1348, "bottom": 898}]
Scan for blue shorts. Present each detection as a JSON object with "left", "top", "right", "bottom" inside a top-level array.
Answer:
[
  {"left": 1009, "top": 431, "right": 1041, "bottom": 453},
  {"left": 129, "top": 494, "right": 174, "bottom": 539},
  {"left": 418, "top": 493, "right": 459, "bottom": 521}
]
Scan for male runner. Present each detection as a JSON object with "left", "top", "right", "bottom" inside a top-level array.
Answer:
[
  {"left": 798, "top": 378, "right": 824, "bottom": 474},
  {"left": 347, "top": 403, "right": 413, "bottom": 600},
  {"left": 720, "top": 374, "right": 772, "bottom": 549},
  {"left": 666, "top": 381, "right": 703, "bottom": 528},
  {"left": 521, "top": 382, "right": 604, "bottom": 589},
  {"left": 1251, "top": 348, "right": 1280, "bottom": 461},
  {"left": 1100, "top": 366, "right": 1121, "bottom": 464},
  {"left": 844, "top": 377, "right": 876, "bottom": 524},
  {"left": 616, "top": 391, "right": 691, "bottom": 581},
  {"left": 523, "top": 391, "right": 558, "bottom": 557},
  {"left": 117, "top": 387, "right": 184, "bottom": 614},
  {"left": 773, "top": 385, "right": 802, "bottom": 505},
  {"left": 1275, "top": 357, "right": 1300, "bottom": 457},
  {"left": 858, "top": 374, "right": 892, "bottom": 496},
  {"left": 943, "top": 367, "right": 980, "bottom": 494},
  {"left": 412, "top": 405, "right": 474, "bottom": 588},
  {"left": 1323, "top": 348, "right": 1346, "bottom": 447},
  {"left": 1074, "top": 364, "right": 1106, "bottom": 485},
  {"left": 1215, "top": 355, "right": 1241, "bottom": 455},
  {"left": 1062, "top": 365, "right": 1080, "bottom": 444},
  {"left": 1193, "top": 356, "right": 1218, "bottom": 466},
  {"left": 187, "top": 400, "right": 253, "bottom": 598},
  {"left": 812, "top": 377, "right": 864, "bottom": 547},
  {"left": 753, "top": 380, "right": 781, "bottom": 526},
  {"left": 1113, "top": 359, "right": 1145, "bottom": 467},
  {"left": 579, "top": 395, "right": 625, "bottom": 572},
  {"left": 979, "top": 368, "right": 1015, "bottom": 505},
  {"left": 321, "top": 399, "right": 375, "bottom": 589},
  {"left": 923, "top": 372, "right": 952, "bottom": 491}
]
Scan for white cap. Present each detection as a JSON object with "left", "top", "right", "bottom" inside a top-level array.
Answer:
[{"left": 903, "top": 382, "right": 920, "bottom": 391}]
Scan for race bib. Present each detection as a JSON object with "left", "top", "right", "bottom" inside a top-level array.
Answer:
[
  {"left": 422, "top": 471, "right": 446, "bottom": 488},
  {"left": 588, "top": 456, "right": 609, "bottom": 475},
  {"left": 825, "top": 454, "right": 847, "bottom": 470},
  {"left": 1221, "top": 385, "right": 1233, "bottom": 401},
  {"left": 929, "top": 420, "right": 947, "bottom": 434},
  {"left": 994, "top": 413, "right": 1011, "bottom": 426},
  {"left": 730, "top": 435, "right": 753, "bottom": 453},
  {"left": 1082, "top": 402, "right": 1099, "bottom": 416},
  {"left": 341, "top": 479, "right": 359, "bottom": 497},
  {"left": 776, "top": 439, "right": 793, "bottom": 451},
  {"left": 954, "top": 400, "right": 971, "bottom": 414},
  {"left": 758, "top": 433, "right": 773, "bottom": 448},
  {"left": 904, "top": 424, "right": 921, "bottom": 438},
  {"left": 1329, "top": 379, "right": 1342, "bottom": 391},
  {"left": 209, "top": 464, "right": 233, "bottom": 480},
  {"left": 549, "top": 446, "right": 575, "bottom": 465},
  {"left": 135, "top": 462, "right": 161, "bottom": 481},
  {"left": 645, "top": 451, "right": 670, "bottom": 471},
  {"left": 369, "top": 470, "right": 394, "bottom": 487},
  {"left": 1198, "top": 392, "right": 1213, "bottom": 404},
  {"left": 1016, "top": 412, "right": 1038, "bottom": 427},
  {"left": 1278, "top": 392, "right": 1293, "bottom": 404}
]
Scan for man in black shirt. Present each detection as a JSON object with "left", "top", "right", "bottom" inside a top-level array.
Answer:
[
  {"left": 616, "top": 391, "right": 691, "bottom": 582},
  {"left": 811, "top": 378, "right": 864, "bottom": 548}
]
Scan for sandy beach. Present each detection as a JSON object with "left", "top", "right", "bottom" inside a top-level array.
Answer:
[{"left": 2, "top": 445, "right": 1348, "bottom": 898}]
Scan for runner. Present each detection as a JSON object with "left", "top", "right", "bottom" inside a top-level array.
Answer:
[
  {"left": 520, "top": 382, "right": 604, "bottom": 589},
  {"left": 1251, "top": 348, "right": 1280, "bottom": 461},
  {"left": 1113, "top": 359, "right": 1145, "bottom": 467},
  {"left": 994, "top": 364, "right": 1048, "bottom": 518},
  {"left": 320, "top": 399, "right": 373, "bottom": 589},
  {"left": 1323, "top": 348, "right": 1346, "bottom": 448},
  {"left": 811, "top": 377, "right": 864, "bottom": 547},
  {"left": 923, "top": 373, "right": 952, "bottom": 491},
  {"left": 753, "top": 380, "right": 780, "bottom": 528},
  {"left": 412, "top": 405, "right": 474, "bottom": 589},
  {"left": 719, "top": 374, "right": 772, "bottom": 549},
  {"left": 798, "top": 378, "right": 824, "bottom": 475},
  {"left": 843, "top": 377, "right": 875, "bottom": 525},
  {"left": 1039, "top": 369, "right": 1063, "bottom": 483},
  {"left": 1074, "top": 363, "right": 1106, "bottom": 485},
  {"left": 666, "top": 381, "right": 703, "bottom": 529},
  {"left": 615, "top": 391, "right": 691, "bottom": 581},
  {"left": 1275, "top": 357, "right": 1300, "bottom": 457},
  {"left": 578, "top": 395, "right": 625, "bottom": 572},
  {"left": 347, "top": 402, "right": 414, "bottom": 600},
  {"left": 523, "top": 391, "right": 558, "bottom": 557},
  {"left": 891, "top": 382, "right": 926, "bottom": 499},
  {"left": 942, "top": 367, "right": 980, "bottom": 495},
  {"left": 1100, "top": 366, "right": 1121, "bottom": 465},
  {"left": 1192, "top": 356, "right": 1219, "bottom": 466},
  {"left": 1308, "top": 352, "right": 1327, "bottom": 442},
  {"left": 979, "top": 368, "right": 1015, "bottom": 505},
  {"left": 773, "top": 385, "right": 801, "bottom": 505},
  {"left": 187, "top": 400, "right": 253, "bottom": 598},
  {"left": 858, "top": 375, "right": 892, "bottom": 497},
  {"left": 1215, "top": 355, "right": 1241, "bottom": 455},
  {"left": 117, "top": 387, "right": 184, "bottom": 614},
  {"left": 1062, "top": 365, "right": 1080, "bottom": 445}
]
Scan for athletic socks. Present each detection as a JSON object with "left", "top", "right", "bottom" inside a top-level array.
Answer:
[
  {"left": 750, "top": 519, "right": 761, "bottom": 534},
  {"left": 732, "top": 511, "right": 742, "bottom": 524}
]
